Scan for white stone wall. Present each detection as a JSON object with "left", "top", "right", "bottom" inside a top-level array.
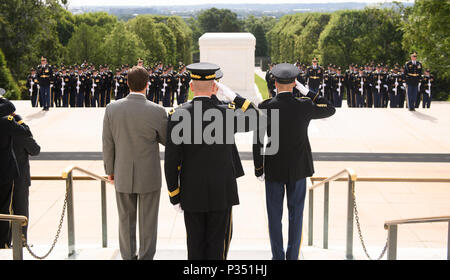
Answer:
[{"left": 199, "top": 33, "right": 262, "bottom": 104}]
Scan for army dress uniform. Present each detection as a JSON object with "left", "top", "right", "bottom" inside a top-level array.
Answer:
[
  {"left": 333, "top": 70, "right": 345, "bottom": 107},
  {"left": 37, "top": 62, "right": 53, "bottom": 111},
  {"left": 253, "top": 63, "right": 336, "bottom": 260},
  {"left": 306, "top": 60, "right": 323, "bottom": 94},
  {"left": 164, "top": 63, "right": 258, "bottom": 260},
  {"left": 404, "top": 52, "right": 423, "bottom": 111},
  {"left": 0, "top": 98, "right": 32, "bottom": 248},
  {"left": 420, "top": 71, "right": 434, "bottom": 108},
  {"left": 26, "top": 70, "right": 40, "bottom": 107}
]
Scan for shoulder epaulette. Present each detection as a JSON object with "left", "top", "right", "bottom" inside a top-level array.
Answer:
[{"left": 168, "top": 108, "right": 176, "bottom": 115}]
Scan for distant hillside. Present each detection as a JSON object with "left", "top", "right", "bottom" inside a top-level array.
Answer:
[{"left": 69, "top": 2, "right": 413, "bottom": 19}]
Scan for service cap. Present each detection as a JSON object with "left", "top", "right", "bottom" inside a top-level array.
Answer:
[
  {"left": 271, "top": 63, "right": 300, "bottom": 84},
  {"left": 186, "top": 62, "right": 220, "bottom": 81}
]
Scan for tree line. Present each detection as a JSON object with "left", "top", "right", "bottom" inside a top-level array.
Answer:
[
  {"left": 0, "top": 0, "right": 448, "bottom": 100},
  {"left": 267, "top": 1, "right": 449, "bottom": 100}
]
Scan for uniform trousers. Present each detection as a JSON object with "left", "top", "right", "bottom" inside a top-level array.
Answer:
[
  {"left": 11, "top": 182, "right": 29, "bottom": 239},
  {"left": 265, "top": 178, "right": 306, "bottom": 260},
  {"left": 0, "top": 181, "right": 13, "bottom": 248},
  {"left": 39, "top": 85, "right": 50, "bottom": 110},
  {"left": 115, "top": 190, "right": 160, "bottom": 260},
  {"left": 184, "top": 208, "right": 232, "bottom": 260},
  {"left": 406, "top": 84, "right": 418, "bottom": 110}
]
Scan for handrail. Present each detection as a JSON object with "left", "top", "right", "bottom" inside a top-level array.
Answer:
[
  {"left": 311, "top": 177, "right": 450, "bottom": 183},
  {"left": 0, "top": 214, "right": 28, "bottom": 225},
  {"left": 62, "top": 165, "right": 111, "bottom": 183},
  {"left": 384, "top": 216, "right": 450, "bottom": 260},
  {"left": 385, "top": 216, "right": 450, "bottom": 227},
  {"left": 62, "top": 165, "right": 112, "bottom": 257},
  {"left": 309, "top": 168, "right": 357, "bottom": 190},
  {"left": 0, "top": 214, "right": 28, "bottom": 260},
  {"left": 307, "top": 168, "right": 357, "bottom": 259}
]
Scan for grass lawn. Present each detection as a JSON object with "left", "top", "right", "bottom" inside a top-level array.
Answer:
[{"left": 255, "top": 73, "right": 270, "bottom": 100}]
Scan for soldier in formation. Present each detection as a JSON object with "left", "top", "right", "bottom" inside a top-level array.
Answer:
[
  {"left": 275, "top": 52, "right": 433, "bottom": 109},
  {"left": 28, "top": 58, "right": 192, "bottom": 108}
]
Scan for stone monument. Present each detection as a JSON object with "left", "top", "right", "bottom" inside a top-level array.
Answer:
[{"left": 199, "top": 32, "right": 262, "bottom": 104}]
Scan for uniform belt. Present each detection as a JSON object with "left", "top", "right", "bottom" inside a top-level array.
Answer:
[
  {"left": 40, "top": 75, "right": 49, "bottom": 78},
  {"left": 310, "top": 76, "right": 320, "bottom": 79},
  {"left": 408, "top": 73, "right": 419, "bottom": 77}
]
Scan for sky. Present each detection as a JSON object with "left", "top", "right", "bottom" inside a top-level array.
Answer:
[{"left": 68, "top": 0, "right": 413, "bottom": 7}]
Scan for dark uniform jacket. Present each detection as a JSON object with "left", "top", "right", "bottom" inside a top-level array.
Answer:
[
  {"left": 0, "top": 113, "right": 32, "bottom": 184},
  {"left": 404, "top": 61, "right": 423, "bottom": 86},
  {"left": 306, "top": 66, "right": 324, "bottom": 90},
  {"left": 13, "top": 127, "right": 40, "bottom": 188},
  {"left": 37, "top": 64, "right": 53, "bottom": 87},
  {"left": 253, "top": 92, "right": 335, "bottom": 183},
  {"left": 164, "top": 94, "right": 256, "bottom": 212}
]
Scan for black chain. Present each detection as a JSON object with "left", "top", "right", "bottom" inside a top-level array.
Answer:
[
  {"left": 352, "top": 183, "right": 388, "bottom": 260},
  {"left": 23, "top": 189, "right": 68, "bottom": 259}
]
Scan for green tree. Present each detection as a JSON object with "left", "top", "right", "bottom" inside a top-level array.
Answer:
[
  {"left": 318, "top": 8, "right": 406, "bottom": 68},
  {"left": 101, "top": 22, "right": 147, "bottom": 68},
  {"left": 0, "top": 48, "right": 21, "bottom": 100},
  {"left": 401, "top": 0, "right": 450, "bottom": 100},
  {"left": 156, "top": 22, "right": 177, "bottom": 65},
  {"left": 267, "top": 13, "right": 330, "bottom": 63},
  {"left": 197, "top": 8, "right": 242, "bottom": 33},
  {"left": 65, "top": 23, "right": 105, "bottom": 65},
  {"left": 127, "top": 15, "right": 167, "bottom": 64},
  {"left": 167, "top": 16, "right": 193, "bottom": 64}
]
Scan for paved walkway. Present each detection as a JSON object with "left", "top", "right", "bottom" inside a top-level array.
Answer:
[{"left": 1, "top": 100, "right": 449, "bottom": 260}]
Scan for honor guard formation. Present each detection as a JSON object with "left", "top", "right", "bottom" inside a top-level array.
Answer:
[
  {"left": 265, "top": 52, "right": 434, "bottom": 110},
  {"left": 27, "top": 57, "right": 191, "bottom": 110}
]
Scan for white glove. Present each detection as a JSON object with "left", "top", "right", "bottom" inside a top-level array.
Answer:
[
  {"left": 215, "top": 81, "right": 237, "bottom": 102},
  {"left": 295, "top": 80, "right": 309, "bottom": 96},
  {"left": 174, "top": 203, "right": 183, "bottom": 213},
  {"left": 257, "top": 174, "right": 265, "bottom": 182}
]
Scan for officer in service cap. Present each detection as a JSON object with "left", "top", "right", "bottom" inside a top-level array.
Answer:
[
  {"left": 253, "top": 63, "right": 335, "bottom": 260},
  {"left": 164, "top": 62, "right": 258, "bottom": 260}
]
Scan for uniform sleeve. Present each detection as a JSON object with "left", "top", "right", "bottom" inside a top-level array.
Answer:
[
  {"left": 102, "top": 107, "right": 115, "bottom": 175},
  {"left": 232, "top": 95, "right": 260, "bottom": 133},
  {"left": 309, "top": 97, "right": 336, "bottom": 120},
  {"left": 22, "top": 137, "right": 41, "bottom": 156},
  {"left": 252, "top": 103, "right": 268, "bottom": 177},
  {"left": 164, "top": 113, "right": 183, "bottom": 205}
]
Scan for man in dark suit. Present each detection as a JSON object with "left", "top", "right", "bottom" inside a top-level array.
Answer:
[
  {"left": 164, "top": 63, "right": 257, "bottom": 260},
  {"left": 12, "top": 115, "right": 40, "bottom": 239},
  {"left": 253, "top": 63, "right": 335, "bottom": 260},
  {"left": 0, "top": 96, "right": 32, "bottom": 248}
]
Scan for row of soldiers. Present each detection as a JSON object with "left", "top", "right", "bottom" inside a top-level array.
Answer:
[
  {"left": 266, "top": 56, "right": 434, "bottom": 109},
  {"left": 27, "top": 57, "right": 191, "bottom": 110}
]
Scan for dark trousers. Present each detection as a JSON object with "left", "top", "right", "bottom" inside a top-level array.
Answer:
[
  {"left": 407, "top": 84, "right": 418, "bottom": 110},
  {"left": 62, "top": 89, "right": 69, "bottom": 107},
  {"left": 389, "top": 91, "right": 399, "bottom": 108},
  {"left": 106, "top": 87, "right": 111, "bottom": 105},
  {"left": 12, "top": 183, "right": 29, "bottom": 239},
  {"left": 0, "top": 181, "right": 13, "bottom": 248},
  {"left": 39, "top": 85, "right": 50, "bottom": 110},
  {"left": 76, "top": 90, "right": 84, "bottom": 107},
  {"left": 265, "top": 178, "right": 307, "bottom": 260},
  {"left": 31, "top": 91, "right": 39, "bottom": 107},
  {"left": 422, "top": 92, "right": 432, "bottom": 108},
  {"left": 184, "top": 208, "right": 232, "bottom": 260}
]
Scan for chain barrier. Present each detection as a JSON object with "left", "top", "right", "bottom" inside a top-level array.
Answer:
[
  {"left": 22, "top": 188, "right": 68, "bottom": 259},
  {"left": 351, "top": 183, "right": 388, "bottom": 260}
]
